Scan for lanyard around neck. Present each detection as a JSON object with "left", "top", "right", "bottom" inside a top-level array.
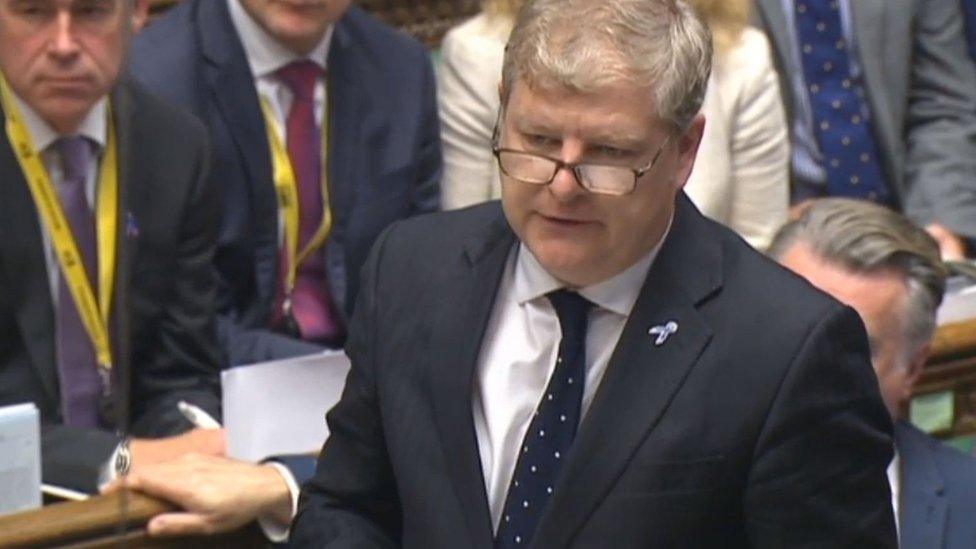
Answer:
[
  {"left": 258, "top": 96, "right": 332, "bottom": 304},
  {"left": 0, "top": 76, "right": 118, "bottom": 374}
]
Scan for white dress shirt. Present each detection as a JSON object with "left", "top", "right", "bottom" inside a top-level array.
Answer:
[
  {"left": 226, "top": 1, "right": 335, "bottom": 539},
  {"left": 228, "top": 0, "right": 332, "bottom": 142},
  {"left": 9, "top": 91, "right": 107, "bottom": 305},
  {"left": 887, "top": 450, "right": 901, "bottom": 540},
  {"left": 473, "top": 234, "right": 667, "bottom": 532}
]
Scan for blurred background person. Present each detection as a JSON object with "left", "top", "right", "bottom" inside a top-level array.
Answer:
[
  {"left": 754, "top": 0, "right": 976, "bottom": 259},
  {"left": 130, "top": 0, "right": 441, "bottom": 364},
  {"left": 771, "top": 198, "right": 976, "bottom": 548},
  {"left": 438, "top": 0, "right": 789, "bottom": 249}
]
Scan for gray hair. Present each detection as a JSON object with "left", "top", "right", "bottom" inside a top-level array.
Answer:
[
  {"left": 500, "top": 0, "right": 713, "bottom": 132},
  {"left": 768, "top": 199, "right": 948, "bottom": 364}
]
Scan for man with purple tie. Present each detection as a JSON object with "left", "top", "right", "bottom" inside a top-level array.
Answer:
[{"left": 0, "top": 0, "right": 224, "bottom": 494}]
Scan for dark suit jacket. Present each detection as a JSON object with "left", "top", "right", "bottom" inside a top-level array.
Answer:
[
  {"left": 290, "top": 197, "right": 897, "bottom": 547},
  {"left": 0, "top": 78, "right": 221, "bottom": 493},
  {"left": 753, "top": 0, "right": 976, "bottom": 240},
  {"left": 128, "top": 0, "right": 441, "bottom": 364},
  {"left": 964, "top": 0, "right": 976, "bottom": 61},
  {"left": 897, "top": 420, "right": 976, "bottom": 548}
]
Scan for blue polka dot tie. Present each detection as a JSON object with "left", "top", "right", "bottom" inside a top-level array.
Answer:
[
  {"left": 495, "top": 290, "right": 591, "bottom": 548},
  {"left": 795, "top": 0, "right": 890, "bottom": 203}
]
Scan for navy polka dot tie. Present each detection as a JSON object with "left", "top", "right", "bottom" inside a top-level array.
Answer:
[
  {"left": 795, "top": 0, "right": 890, "bottom": 203},
  {"left": 495, "top": 290, "right": 591, "bottom": 548}
]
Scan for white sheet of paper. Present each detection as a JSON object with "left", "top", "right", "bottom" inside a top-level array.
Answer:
[
  {"left": 937, "top": 278, "right": 976, "bottom": 325},
  {"left": 0, "top": 402, "right": 41, "bottom": 515},
  {"left": 222, "top": 351, "right": 351, "bottom": 462}
]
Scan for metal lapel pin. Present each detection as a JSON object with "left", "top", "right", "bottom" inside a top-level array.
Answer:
[{"left": 648, "top": 321, "right": 678, "bottom": 346}]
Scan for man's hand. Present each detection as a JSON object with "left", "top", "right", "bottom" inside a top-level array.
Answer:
[
  {"left": 102, "top": 454, "right": 293, "bottom": 536},
  {"left": 129, "top": 428, "right": 226, "bottom": 471},
  {"left": 925, "top": 223, "right": 967, "bottom": 260}
]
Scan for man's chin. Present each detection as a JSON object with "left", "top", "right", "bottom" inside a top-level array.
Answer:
[{"left": 33, "top": 99, "right": 97, "bottom": 134}]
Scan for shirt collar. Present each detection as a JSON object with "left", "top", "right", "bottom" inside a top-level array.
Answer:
[
  {"left": 513, "top": 216, "right": 673, "bottom": 316},
  {"left": 10, "top": 90, "right": 107, "bottom": 152},
  {"left": 228, "top": 0, "right": 334, "bottom": 78}
]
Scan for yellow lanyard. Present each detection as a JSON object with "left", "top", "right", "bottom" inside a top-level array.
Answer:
[
  {"left": 259, "top": 98, "right": 332, "bottom": 307},
  {"left": 0, "top": 76, "right": 118, "bottom": 373}
]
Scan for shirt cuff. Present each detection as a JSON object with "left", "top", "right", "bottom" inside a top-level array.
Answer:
[{"left": 257, "top": 461, "right": 301, "bottom": 542}]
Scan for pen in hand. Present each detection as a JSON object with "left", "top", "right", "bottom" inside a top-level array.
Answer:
[{"left": 177, "top": 400, "right": 222, "bottom": 429}]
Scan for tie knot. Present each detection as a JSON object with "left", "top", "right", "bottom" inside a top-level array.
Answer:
[
  {"left": 546, "top": 289, "right": 592, "bottom": 335},
  {"left": 276, "top": 60, "right": 321, "bottom": 102},
  {"left": 54, "top": 135, "right": 94, "bottom": 184}
]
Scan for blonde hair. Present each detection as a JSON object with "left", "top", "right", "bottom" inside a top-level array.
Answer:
[
  {"left": 487, "top": 0, "right": 746, "bottom": 52},
  {"left": 501, "top": 0, "right": 712, "bottom": 132},
  {"left": 683, "top": 0, "right": 749, "bottom": 53}
]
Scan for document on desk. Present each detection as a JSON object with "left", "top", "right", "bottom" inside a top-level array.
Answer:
[
  {"left": 222, "top": 351, "right": 351, "bottom": 462},
  {"left": 0, "top": 403, "right": 41, "bottom": 515},
  {"left": 937, "top": 275, "right": 976, "bottom": 325}
]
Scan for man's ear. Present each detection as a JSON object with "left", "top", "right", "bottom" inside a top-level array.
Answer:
[
  {"left": 901, "top": 343, "right": 929, "bottom": 404},
  {"left": 673, "top": 113, "right": 705, "bottom": 190},
  {"left": 132, "top": 0, "right": 151, "bottom": 33}
]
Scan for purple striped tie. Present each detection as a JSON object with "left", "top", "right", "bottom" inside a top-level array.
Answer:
[
  {"left": 53, "top": 136, "right": 103, "bottom": 428},
  {"left": 274, "top": 60, "right": 344, "bottom": 344}
]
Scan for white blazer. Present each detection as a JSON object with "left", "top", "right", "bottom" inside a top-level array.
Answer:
[{"left": 437, "top": 14, "right": 789, "bottom": 250}]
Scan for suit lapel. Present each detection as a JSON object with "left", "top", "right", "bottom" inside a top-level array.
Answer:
[
  {"left": 197, "top": 0, "right": 279, "bottom": 294},
  {"left": 0, "top": 103, "right": 59, "bottom": 404},
  {"left": 533, "top": 196, "right": 721, "bottom": 549},
  {"left": 428, "top": 208, "right": 515, "bottom": 549},
  {"left": 325, "top": 22, "right": 362, "bottom": 250},
  {"left": 895, "top": 422, "right": 947, "bottom": 549},
  {"left": 108, "top": 81, "right": 135, "bottom": 424},
  {"left": 850, "top": 0, "right": 886, "bottom": 105},
  {"left": 754, "top": 0, "right": 797, "bottom": 117}
]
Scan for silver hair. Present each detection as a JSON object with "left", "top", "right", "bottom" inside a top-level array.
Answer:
[
  {"left": 768, "top": 199, "right": 948, "bottom": 365},
  {"left": 500, "top": 0, "right": 713, "bottom": 132}
]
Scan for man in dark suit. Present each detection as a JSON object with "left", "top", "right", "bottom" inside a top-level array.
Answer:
[
  {"left": 753, "top": 0, "right": 976, "bottom": 259},
  {"left": 290, "top": 0, "right": 897, "bottom": 546},
  {"left": 0, "top": 0, "right": 223, "bottom": 493},
  {"left": 128, "top": 0, "right": 441, "bottom": 363},
  {"left": 772, "top": 198, "right": 976, "bottom": 549}
]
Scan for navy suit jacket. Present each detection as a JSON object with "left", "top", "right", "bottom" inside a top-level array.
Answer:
[
  {"left": 897, "top": 421, "right": 976, "bottom": 549},
  {"left": 291, "top": 197, "right": 897, "bottom": 547},
  {"left": 129, "top": 0, "right": 441, "bottom": 365}
]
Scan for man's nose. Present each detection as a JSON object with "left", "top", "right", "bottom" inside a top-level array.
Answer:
[
  {"left": 50, "top": 11, "right": 81, "bottom": 59},
  {"left": 548, "top": 164, "right": 585, "bottom": 202},
  {"left": 548, "top": 140, "right": 588, "bottom": 202}
]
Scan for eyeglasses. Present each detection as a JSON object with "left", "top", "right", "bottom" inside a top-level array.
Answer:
[{"left": 492, "top": 136, "right": 671, "bottom": 196}]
